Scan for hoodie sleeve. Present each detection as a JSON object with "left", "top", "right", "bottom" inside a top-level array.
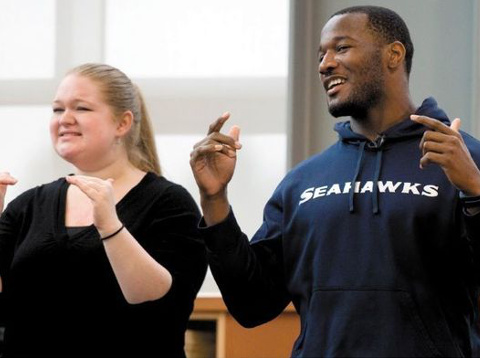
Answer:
[
  {"left": 458, "top": 135, "right": 480, "bottom": 273},
  {"left": 460, "top": 196, "right": 480, "bottom": 262},
  {"left": 201, "top": 192, "right": 291, "bottom": 328}
]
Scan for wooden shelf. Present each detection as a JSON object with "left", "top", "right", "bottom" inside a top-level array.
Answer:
[{"left": 186, "top": 295, "right": 300, "bottom": 358}]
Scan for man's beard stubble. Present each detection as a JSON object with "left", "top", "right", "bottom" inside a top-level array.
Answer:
[{"left": 328, "top": 53, "right": 384, "bottom": 119}]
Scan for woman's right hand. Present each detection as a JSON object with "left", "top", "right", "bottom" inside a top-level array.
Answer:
[{"left": 0, "top": 172, "right": 17, "bottom": 213}]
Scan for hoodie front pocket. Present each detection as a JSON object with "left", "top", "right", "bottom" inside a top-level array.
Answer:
[{"left": 300, "top": 287, "right": 442, "bottom": 357}]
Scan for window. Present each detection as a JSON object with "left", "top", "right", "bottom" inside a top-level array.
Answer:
[
  {"left": 105, "top": 0, "right": 288, "bottom": 77},
  {"left": 0, "top": 0, "right": 55, "bottom": 79}
]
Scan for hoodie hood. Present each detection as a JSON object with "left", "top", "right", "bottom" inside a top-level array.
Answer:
[
  {"left": 334, "top": 97, "right": 450, "bottom": 145},
  {"left": 332, "top": 97, "right": 450, "bottom": 214}
]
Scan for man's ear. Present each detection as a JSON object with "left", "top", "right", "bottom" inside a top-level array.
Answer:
[
  {"left": 116, "top": 110, "right": 134, "bottom": 137},
  {"left": 386, "top": 41, "right": 406, "bottom": 71}
]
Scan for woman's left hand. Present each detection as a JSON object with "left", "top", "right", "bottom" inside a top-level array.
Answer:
[{"left": 66, "top": 175, "right": 122, "bottom": 237}]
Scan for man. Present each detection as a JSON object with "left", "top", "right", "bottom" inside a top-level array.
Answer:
[{"left": 190, "top": 5, "right": 480, "bottom": 357}]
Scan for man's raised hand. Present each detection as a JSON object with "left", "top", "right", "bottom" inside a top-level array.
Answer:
[{"left": 411, "top": 115, "right": 480, "bottom": 196}]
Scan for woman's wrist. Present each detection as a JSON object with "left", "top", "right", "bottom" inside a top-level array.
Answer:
[
  {"left": 100, "top": 224, "right": 125, "bottom": 241},
  {"left": 97, "top": 219, "right": 123, "bottom": 239}
]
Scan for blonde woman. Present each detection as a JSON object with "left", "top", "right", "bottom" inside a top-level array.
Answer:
[{"left": 0, "top": 63, "right": 207, "bottom": 357}]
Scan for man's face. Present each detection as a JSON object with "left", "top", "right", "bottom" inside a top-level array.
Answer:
[{"left": 318, "top": 13, "right": 386, "bottom": 118}]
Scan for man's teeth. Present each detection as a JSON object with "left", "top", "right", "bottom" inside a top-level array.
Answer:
[{"left": 328, "top": 78, "right": 345, "bottom": 90}]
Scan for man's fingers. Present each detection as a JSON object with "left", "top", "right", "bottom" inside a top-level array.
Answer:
[
  {"left": 416, "top": 115, "right": 463, "bottom": 154},
  {"left": 228, "top": 125, "right": 242, "bottom": 147},
  {"left": 450, "top": 118, "right": 461, "bottom": 132},
  {"left": 422, "top": 140, "right": 449, "bottom": 155},
  {"left": 191, "top": 144, "right": 222, "bottom": 158},
  {"left": 191, "top": 143, "right": 237, "bottom": 162},
  {"left": 411, "top": 114, "right": 461, "bottom": 136},
  {"left": 411, "top": 114, "right": 443, "bottom": 130},
  {"left": 419, "top": 152, "right": 444, "bottom": 170},
  {"left": 207, "top": 112, "right": 230, "bottom": 135},
  {"left": 419, "top": 131, "right": 443, "bottom": 151},
  {"left": 194, "top": 133, "right": 240, "bottom": 151},
  {"left": 411, "top": 114, "right": 448, "bottom": 132}
]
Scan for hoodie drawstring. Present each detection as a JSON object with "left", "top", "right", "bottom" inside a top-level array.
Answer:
[
  {"left": 349, "top": 137, "right": 385, "bottom": 214},
  {"left": 349, "top": 141, "right": 366, "bottom": 213},
  {"left": 372, "top": 149, "right": 383, "bottom": 214}
]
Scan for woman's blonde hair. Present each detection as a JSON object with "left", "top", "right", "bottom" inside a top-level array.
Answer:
[{"left": 67, "top": 63, "right": 161, "bottom": 175}]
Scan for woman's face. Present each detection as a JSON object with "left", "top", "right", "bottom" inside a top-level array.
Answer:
[{"left": 50, "top": 74, "right": 121, "bottom": 169}]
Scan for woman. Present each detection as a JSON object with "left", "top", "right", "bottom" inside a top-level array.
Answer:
[{"left": 0, "top": 63, "right": 207, "bottom": 357}]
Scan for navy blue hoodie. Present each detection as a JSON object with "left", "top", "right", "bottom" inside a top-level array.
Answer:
[{"left": 203, "top": 98, "right": 480, "bottom": 357}]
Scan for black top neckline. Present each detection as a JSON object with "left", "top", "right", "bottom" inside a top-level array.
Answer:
[{"left": 56, "top": 172, "right": 156, "bottom": 240}]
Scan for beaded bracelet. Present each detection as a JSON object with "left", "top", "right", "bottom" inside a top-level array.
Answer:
[{"left": 101, "top": 224, "right": 125, "bottom": 241}]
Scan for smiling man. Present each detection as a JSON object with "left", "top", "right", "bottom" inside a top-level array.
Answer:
[{"left": 190, "top": 5, "right": 480, "bottom": 357}]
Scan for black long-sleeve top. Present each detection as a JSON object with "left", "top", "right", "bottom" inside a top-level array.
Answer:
[{"left": 0, "top": 172, "right": 207, "bottom": 357}]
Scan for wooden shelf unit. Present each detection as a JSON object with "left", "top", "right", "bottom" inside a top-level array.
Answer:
[{"left": 186, "top": 295, "right": 300, "bottom": 358}]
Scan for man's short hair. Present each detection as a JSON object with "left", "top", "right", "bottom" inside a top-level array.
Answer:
[{"left": 331, "top": 5, "right": 414, "bottom": 76}]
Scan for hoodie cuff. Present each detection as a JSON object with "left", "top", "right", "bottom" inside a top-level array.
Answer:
[
  {"left": 198, "top": 207, "right": 244, "bottom": 253},
  {"left": 459, "top": 193, "right": 480, "bottom": 216},
  {"left": 458, "top": 194, "right": 480, "bottom": 237}
]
